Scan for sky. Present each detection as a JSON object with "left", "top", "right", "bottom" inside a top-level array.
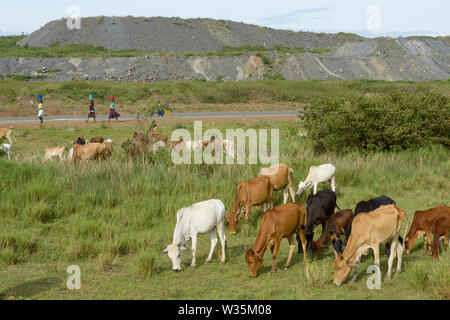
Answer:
[{"left": 1, "top": 0, "right": 449, "bottom": 37}]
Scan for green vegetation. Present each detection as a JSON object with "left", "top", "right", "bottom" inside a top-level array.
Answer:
[
  {"left": 0, "top": 120, "right": 448, "bottom": 299},
  {"left": 302, "top": 91, "right": 450, "bottom": 153},
  {"left": 0, "top": 36, "right": 329, "bottom": 58}
]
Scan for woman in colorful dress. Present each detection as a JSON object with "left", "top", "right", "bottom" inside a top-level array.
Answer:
[
  {"left": 86, "top": 94, "right": 96, "bottom": 123},
  {"left": 108, "top": 95, "right": 121, "bottom": 122}
]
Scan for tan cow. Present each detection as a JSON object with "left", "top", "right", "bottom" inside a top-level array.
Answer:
[
  {"left": 245, "top": 202, "right": 307, "bottom": 277},
  {"left": 333, "top": 205, "right": 409, "bottom": 286},
  {"left": 101, "top": 141, "right": 113, "bottom": 160},
  {"left": 0, "top": 128, "right": 14, "bottom": 145},
  {"left": 404, "top": 206, "right": 449, "bottom": 255},
  {"left": 72, "top": 143, "right": 106, "bottom": 164},
  {"left": 226, "top": 176, "right": 274, "bottom": 235},
  {"left": 90, "top": 136, "right": 104, "bottom": 143},
  {"left": 259, "top": 163, "right": 295, "bottom": 204},
  {"left": 44, "top": 146, "right": 66, "bottom": 161}
]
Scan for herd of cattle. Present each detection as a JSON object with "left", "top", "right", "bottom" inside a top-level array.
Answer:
[
  {"left": 162, "top": 162, "right": 449, "bottom": 286},
  {"left": 1, "top": 128, "right": 448, "bottom": 286}
]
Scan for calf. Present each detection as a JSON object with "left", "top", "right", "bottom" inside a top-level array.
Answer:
[
  {"left": 44, "top": 146, "right": 66, "bottom": 161},
  {"left": 297, "top": 189, "right": 338, "bottom": 252},
  {"left": 226, "top": 176, "right": 274, "bottom": 235},
  {"left": 311, "top": 209, "right": 353, "bottom": 259},
  {"left": 0, "top": 128, "right": 14, "bottom": 145},
  {"left": 163, "top": 199, "right": 226, "bottom": 270},
  {"left": 1, "top": 143, "right": 11, "bottom": 160},
  {"left": 432, "top": 213, "right": 450, "bottom": 259},
  {"left": 101, "top": 141, "right": 113, "bottom": 160},
  {"left": 259, "top": 163, "right": 295, "bottom": 204},
  {"left": 334, "top": 195, "right": 397, "bottom": 256},
  {"left": 90, "top": 136, "right": 104, "bottom": 143},
  {"left": 333, "top": 205, "right": 409, "bottom": 286},
  {"left": 404, "top": 206, "right": 449, "bottom": 255},
  {"left": 245, "top": 203, "right": 307, "bottom": 277},
  {"left": 296, "top": 163, "right": 336, "bottom": 196},
  {"left": 72, "top": 143, "right": 106, "bottom": 164}
]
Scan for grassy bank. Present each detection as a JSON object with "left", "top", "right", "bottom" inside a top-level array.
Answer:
[
  {"left": 0, "top": 120, "right": 449, "bottom": 299},
  {"left": 1, "top": 79, "right": 449, "bottom": 118}
]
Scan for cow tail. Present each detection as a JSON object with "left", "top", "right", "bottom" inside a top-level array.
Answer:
[{"left": 400, "top": 207, "right": 410, "bottom": 250}]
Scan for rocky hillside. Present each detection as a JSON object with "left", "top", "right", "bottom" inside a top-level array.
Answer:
[
  {"left": 18, "top": 16, "right": 362, "bottom": 52},
  {"left": 6, "top": 17, "right": 450, "bottom": 82}
]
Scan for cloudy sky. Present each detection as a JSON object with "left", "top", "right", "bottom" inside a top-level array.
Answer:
[{"left": 1, "top": 0, "right": 449, "bottom": 37}]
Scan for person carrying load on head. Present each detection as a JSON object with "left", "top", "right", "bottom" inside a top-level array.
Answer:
[
  {"left": 37, "top": 94, "right": 43, "bottom": 104},
  {"left": 164, "top": 103, "right": 174, "bottom": 119},
  {"left": 86, "top": 93, "right": 96, "bottom": 123},
  {"left": 108, "top": 94, "right": 121, "bottom": 122}
]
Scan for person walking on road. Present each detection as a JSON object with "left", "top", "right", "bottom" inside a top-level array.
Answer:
[
  {"left": 86, "top": 93, "right": 96, "bottom": 123},
  {"left": 108, "top": 94, "right": 121, "bottom": 122},
  {"left": 37, "top": 94, "right": 44, "bottom": 124}
]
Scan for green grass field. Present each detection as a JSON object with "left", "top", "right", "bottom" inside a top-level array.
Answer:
[{"left": 0, "top": 119, "right": 448, "bottom": 299}]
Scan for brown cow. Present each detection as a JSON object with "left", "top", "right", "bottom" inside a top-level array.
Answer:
[
  {"left": 72, "top": 143, "right": 106, "bottom": 164},
  {"left": 245, "top": 202, "right": 307, "bottom": 277},
  {"left": 74, "top": 134, "right": 86, "bottom": 145},
  {"left": 404, "top": 206, "right": 449, "bottom": 255},
  {"left": 432, "top": 213, "right": 450, "bottom": 259},
  {"left": 333, "top": 205, "right": 409, "bottom": 286},
  {"left": 101, "top": 141, "right": 113, "bottom": 160},
  {"left": 171, "top": 138, "right": 184, "bottom": 148},
  {"left": 151, "top": 133, "right": 168, "bottom": 144},
  {"left": 226, "top": 176, "right": 274, "bottom": 235},
  {"left": 44, "top": 146, "right": 66, "bottom": 161},
  {"left": 311, "top": 209, "right": 353, "bottom": 258},
  {"left": 90, "top": 136, "right": 104, "bottom": 143},
  {"left": 0, "top": 128, "right": 14, "bottom": 145},
  {"left": 132, "top": 132, "right": 149, "bottom": 147},
  {"left": 259, "top": 163, "right": 295, "bottom": 204}
]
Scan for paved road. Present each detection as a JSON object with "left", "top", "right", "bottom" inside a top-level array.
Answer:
[{"left": 0, "top": 110, "right": 299, "bottom": 123}]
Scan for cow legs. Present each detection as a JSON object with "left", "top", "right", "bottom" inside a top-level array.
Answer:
[
  {"left": 270, "top": 237, "right": 282, "bottom": 274},
  {"left": 331, "top": 175, "right": 336, "bottom": 193},
  {"left": 349, "top": 259, "right": 361, "bottom": 284},
  {"left": 283, "top": 188, "right": 289, "bottom": 204},
  {"left": 206, "top": 230, "right": 218, "bottom": 264},
  {"left": 289, "top": 185, "right": 296, "bottom": 203},
  {"left": 190, "top": 233, "right": 198, "bottom": 268},
  {"left": 395, "top": 240, "right": 403, "bottom": 276},
  {"left": 217, "top": 222, "right": 226, "bottom": 263},
  {"left": 424, "top": 233, "right": 432, "bottom": 255},
  {"left": 244, "top": 204, "right": 252, "bottom": 223},
  {"left": 386, "top": 240, "right": 397, "bottom": 281},
  {"left": 283, "top": 234, "right": 296, "bottom": 269},
  {"left": 297, "top": 228, "right": 307, "bottom": 263}
]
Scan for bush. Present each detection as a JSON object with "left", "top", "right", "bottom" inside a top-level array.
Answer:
[
  {"left": 301, "top": 91, "right": 450, "bottom": 153},
  {"left": 135, "top": 252, "right": 156, "bottom": 278}
]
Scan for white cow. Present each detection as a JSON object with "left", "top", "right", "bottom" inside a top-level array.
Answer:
[
  {"left": 67, "top": 147, "right": 74, "bottom": 161},
  {"left": 163, "top": 199, "right": 227, "bottom": 271},
  {"left": 1, "top": 143, "right": 11, "bottom": 160},
  {"left": 44, "top": 146, "right": 66, "bottom": 161},
  {"left": 296, "top": 163, "right": 336, "bottom": 196}
]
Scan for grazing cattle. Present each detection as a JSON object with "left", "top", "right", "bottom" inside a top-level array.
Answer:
[
  {"left": 245, "top": 203, "right": 307, "bottom": 277},
  {"left": 333, "top": 205, "right": 409, "bottom": 286},
  {"left": 432, "top": 213, "right": 450, "bottom": 259},
  {"left": 162, "top": 199, "right": 226, "bottom": 271},
  {"left": 209, "top": 137, "right": 236, "bottom": 159},
  {"left": 104, "top": 139, "right": 113, "bottom": 144},
  {"left": 404, "top": 206, "right": 449, "bottom": 255},
  {"left": 296, "top": 163, "right": 336, "bottom": 196},
  {"left": 172, "top": 138, "right": 184, "bottom": 149},
  {"left": 333, "top": 195, "right": 397, "bottom": 256},
  {"left": 151, "top": 133, "right": 168, "bottom": 145},
  {"left": 132, "top": 132, "right": 150, "bottom": 147},
  {"left": 44, "top": 146, "right": 66, "bottom": 161},
  {"left": 298, "top": 189, "right": 338, "bottom": 252},
  {"left": 259, "top": 163, "right": 295, "bottom": 204},
  {"left": 72, "top": 143, "right": 106, "bottom": 164},
  {"left": 0, "top": 128, "right": 14, "bottom": 145},
  {"left": 90, "top": 136, "right": 104, "bottom": 143},
  {"left": 226, "top": 176, "right": 274, "bottom": 235},
  {"left": 0, "top": 143, "right": 11, "bottom": 160},
  {"left": 101, "top": 141, "right": 113, "bottom": 160},
  {"left": 311, "top": 209, "right": 353, "bottom": 259},
  {"left": 74, "top": 134, "right": 86, "bottom": 145}
]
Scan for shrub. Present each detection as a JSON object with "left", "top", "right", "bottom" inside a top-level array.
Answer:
[
  {"left": 135, "top": 252, "right": 156, "bottom": 278},
  {"left": 301, "top": 91, "right": 450, "bottom": 153}
]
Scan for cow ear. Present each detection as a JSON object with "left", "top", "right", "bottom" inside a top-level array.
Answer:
[
  {"left": 162, "top": 246, "right": 169, "bottom": 255},
  {"left": 340, "top": 227, "right": 346, "bottom": 234},
  {"left": 347, "top": 260, "right": 357, "bottom": 267}
]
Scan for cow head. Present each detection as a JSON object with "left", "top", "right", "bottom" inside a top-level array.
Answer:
[
  {"left": 245, "top": 247, "right": 263, "bottom": 277},
  {"left": 333, "top": 250, "right": 355, "bottom": 286},
  {"left": 226, "top": 211, "right": 238, "bottom": 235},
  {"left": 403, "top": 232, "right": 418, "bottom": 255},
  {"left": 296, "top": 181, "right": 307, "bottom": 196},
  {"left": 162, "top": 244, "right": 187, "bottom": 271},
  {"left": 333, "top": 238, "right": 347, "bottom": 255},
  {"left": 311, "top": 240, "right": 326, "bottom": 259}
]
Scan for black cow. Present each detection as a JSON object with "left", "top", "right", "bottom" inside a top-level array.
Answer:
[
  {"left": 296, "top": 189, "right": 339, "bottom": 253},
  {"left": 333, "top": 195, "right": 403, "bottom": 256}
]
